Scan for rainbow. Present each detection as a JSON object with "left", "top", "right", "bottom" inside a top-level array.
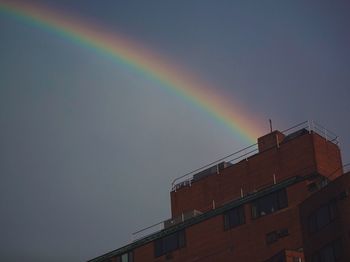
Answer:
[{"left": 0, "top": 1, "right": 263, "bottom": 143}]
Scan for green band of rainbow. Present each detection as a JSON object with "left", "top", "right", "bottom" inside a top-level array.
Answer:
[{"left": 0, "top": 1, "right": 263, "bottom": 143}]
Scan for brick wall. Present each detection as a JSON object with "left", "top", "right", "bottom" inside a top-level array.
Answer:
[
  {"left": 300, "top": 173, "right": 350, "bottom": 262},
  {"left": 132, "top": 182, "right": 309, "bottom": 261},
  {"left": 171, "top": 132, "right": 341, "bottom": 218}
]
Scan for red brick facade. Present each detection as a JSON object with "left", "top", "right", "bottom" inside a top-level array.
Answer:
[
  {"left": 89, "top": 127, "right": 349, "bottom": 262},
  {"left": 171, "top": 131, "right": 342, "bottom": 218}
]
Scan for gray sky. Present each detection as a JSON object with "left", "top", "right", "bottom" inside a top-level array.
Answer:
[{"left": 1, "top": 1, "right": 350, "bottom": 261}]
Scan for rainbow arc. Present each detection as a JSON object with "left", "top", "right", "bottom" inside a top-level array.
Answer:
[{"left": 0, "top": 1, "right": 263, "bottom": 143}]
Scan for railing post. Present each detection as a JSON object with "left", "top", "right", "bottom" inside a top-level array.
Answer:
[{"left": 308, "top": 120, "right": 314, "bottom": 134}]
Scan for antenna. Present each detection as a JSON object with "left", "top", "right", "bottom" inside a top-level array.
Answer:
[{"left": 269, "top": 119, "right": 273, "bottom": 133}]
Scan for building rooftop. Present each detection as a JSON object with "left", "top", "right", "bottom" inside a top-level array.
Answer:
[
  {"left": 87, "top": 121, "right": 346, "bottom": 262},
  {"left": 171, "top": 121, "right": 339, "bottom": 191}
]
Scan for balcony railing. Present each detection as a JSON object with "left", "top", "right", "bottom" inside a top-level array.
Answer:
[{"left": 131, "top": 210, "right": 203, "bottom": 241}]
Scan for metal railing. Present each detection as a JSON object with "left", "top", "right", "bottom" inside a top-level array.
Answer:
[
  {"left": 171, "top": 120, "right": 339, "bottom": 191},
  {"left": 171, "top": 143, "right": 259, "bottom": 191},
  {"left": 131, "top": 221, "right": 164, "bottom": 242},
  {"left": 281, "top": 120, "right": 339, "bottom": 144},
  {"left": 131, "top": 210, "right": 203, "bottom": 241}
]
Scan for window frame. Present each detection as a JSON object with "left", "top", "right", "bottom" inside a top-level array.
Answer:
[
  {"left": 308, "top": 200, "right": 338, "bottom": 234},
  {"left": 251, "top": 189, "right": 288, "bottom": 219},
  {"left": 114, "top": 251, "right": 133, "bottom": 262},
  {"left": 223, "top": 205, "right": 245, "bottom": 230},
  {"left": 311, "top": 238, "right": 342, "bottom": 262},
  {"left": 154, "top": 230, "right": 186, "bottom": 258},
  {"left": 265, "top": 228, "right": 289, "bottom": 245}
]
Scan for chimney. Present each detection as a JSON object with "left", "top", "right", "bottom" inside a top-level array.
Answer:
[{"left": 257, "top": 130, "right": 285, "bottom": 152}]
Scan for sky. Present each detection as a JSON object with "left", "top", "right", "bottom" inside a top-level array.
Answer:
[{"left": 0, "top": 1, "right": 350, "bottom": 261}]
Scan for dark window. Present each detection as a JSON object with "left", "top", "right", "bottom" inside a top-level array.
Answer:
[
  {"left": 308, "top": 178, "right": 329, "bottom": 192},
  {"left": 278, "top": 228, "right": 289, "bottom": 237},
  {"left": 266, "top": 231, "right": 278, "bottom": 244},
  {"left": 224, "top": 205, "right": 245, "bottom": 230},
  {"left": 266, "top": 229, "right": 289, "bottom": 245},
  {"left": 154, "top": 230, "right": 186, "bottom": 257},
  {"left": 251, "top": 189, "right": 288, "bottom": 219},
  {"left": 339, "top": 190, "right": 349, "bottom": 200},
  {"left": 311, "top": 239, "right": 342, "bottom": 262},
  {"left": 321, "top": 245, "right": 335, "bottom": 262},
  {"left": 308, "top": 200, "right": 337, "bottom": 234}
]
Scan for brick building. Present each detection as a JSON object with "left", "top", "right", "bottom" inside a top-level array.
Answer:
[{"left": 88, "top": 121, "right": 350, "bottom": 262}]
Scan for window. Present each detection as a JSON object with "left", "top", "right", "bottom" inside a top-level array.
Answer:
[
  {"left": 251, "top": 189, "right": 288, "bottom": 219},
  {"left": 224, "top": 205, "right": 245, "bottom": 230},
  {"left": 307, "top": 177, "right": 329, "bottom": 192},
  {"left": 308, "top": 200, "right": 337, "bottom": 234},
  {"left": 113, "top": 252, "right": 133, "bottom": 262},
  {"left": 311, "top": 239, "right": 342, "bottom": 262},
  {"left": 154, "top": 230, "right": 186, "bottom": 257},
  {"left": 266, "top": 231, "right": 278, "bottom": 244},
  {"left": 121, "top": 253, "right": 132, "bottom": 262},
  {"left": 266, "top": 228, "right": 289, "bottom": 245}
]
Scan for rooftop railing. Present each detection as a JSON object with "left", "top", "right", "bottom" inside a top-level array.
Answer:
[
  {"left": 171, "top": 120, "right": 339, "bottom": 191},
  {"left": 171, "top": 142, "right": 259, "bottom": 191},
  {"left": 282, "top": 120, "right": 339, "bottom": 144}
]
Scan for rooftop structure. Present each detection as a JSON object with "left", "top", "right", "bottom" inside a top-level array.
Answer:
[{"left": 88, "top": 121, "right": 350, "bottom": 262}]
